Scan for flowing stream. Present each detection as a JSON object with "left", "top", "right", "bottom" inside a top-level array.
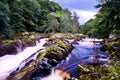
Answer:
[
  {"left": 0, "top": 38, "right": 47, "bottom": 79},
  {"left": 41, "top": 38, "right": 109, "bottom": 80},
  {"left": 0, "top": 38, "right": 109, "bottom": 80}
]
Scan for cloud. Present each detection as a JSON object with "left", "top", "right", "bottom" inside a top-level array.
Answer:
[
  {"left": 71, "top": 9, "right": 97, "bottom": 24},
  {"left": 50, "top": 0, "right": 99, "bottom": 24},
  {"left": 50, "top": 0, "right": 98, "bottom": 10}
]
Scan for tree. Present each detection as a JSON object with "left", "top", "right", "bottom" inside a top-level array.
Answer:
[
  {"left": 72, "top": 12, "right": 80, "bottom": 33},
  {"left": 95, "top": 0, "right": 120, "bottom": 37},
  {"left": 0, "top": 1, "right": 12, "bottom": 36},
  {"left": 56, "top": 9, "right": 73, "bottom": 33},
  {"left": 44, "top": 12, "right": 60, "bottom": 33}
]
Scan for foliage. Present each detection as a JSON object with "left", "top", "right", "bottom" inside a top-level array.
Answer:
[
  {"left": 0, "top": 0, "right": 80, "bottom": 37},
  {"left": 82, "top": 0, "right": 120, "bottom": 38},
  {"left": 77, "top": 61, "right": 120, "bottom": 80}
]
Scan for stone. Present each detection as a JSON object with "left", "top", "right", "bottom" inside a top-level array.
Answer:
[{"left": 7, "top": 60, "right": 36, "bottom": 80}]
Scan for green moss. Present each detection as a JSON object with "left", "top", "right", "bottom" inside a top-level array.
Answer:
[
  {"left": 36, "top": 40, "right": 72, "bottom": 65},
  {"left": 49, "top": 33, "right": 85, "bottom": 39},
  {"left": 77, "top": 61, "right": 120, "bottom": 80},
  {"left": 111, "top": 41, "right": 120, "bottom": 47},
  {"left": 57, "top": 41, "right": 66, "bottom": 48},
  {"left": 2, "top": 40, "right": 14, "bottom": 44},
  {"left": 101, "top": 41, "right": 113, "bottom": 51},
  {"left": 36, "top": 50, "right": 48, "bottom": 66},
  {"left": 44, "top": 46, "right": 65, "bottom": 60}
]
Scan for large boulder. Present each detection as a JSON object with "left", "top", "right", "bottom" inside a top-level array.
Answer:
[
  {"left": 0, "top": 38, "right": 36, "bottom": 57},
  {"left": 0, "top": 40, "right": 22, "bottom": 56},
  {"left": 39, "top": 40, "right": 73, "bottom": 61}
]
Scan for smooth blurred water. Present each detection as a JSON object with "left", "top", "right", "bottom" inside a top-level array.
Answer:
[
  {"left": 0, "top": 38, "right": 47, "bottom": 80},
  {"left": 0, "top": 38, "right": 109, "bottom": 80},
  {"left": 55, "top": 38, "right": 109, "bottom": 77},
  {"left": 39, "top": 38, "right": 109, "bottom": 80}
]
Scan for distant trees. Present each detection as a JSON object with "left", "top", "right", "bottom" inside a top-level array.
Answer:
[
  {"left": 44, "top": 12, "right": 60, "bottom": 33},
  {"left": 0, "top": 0, "right": 80, "bottom": 37},
  {"left": 57, "top": 9, "right": 73, "bottom": 33},
  {"left": 72, "top": 12, "right": 80, "bottom": 33}
]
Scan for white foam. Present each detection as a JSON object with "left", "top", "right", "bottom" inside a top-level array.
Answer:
[{"left": 0, "top": 38, "right": 47, "bottom": 79}]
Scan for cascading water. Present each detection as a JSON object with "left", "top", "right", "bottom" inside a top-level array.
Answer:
[
  {"left": 56, "top": 38, "right": 109, "bottom": 77},
  {"left": 41, "top": 38, "right": 109, "bottom": 80},
  {"left": 0, "top": 38, "right": 47, "bottom": 80},
  {"left": 0, "top": 38, "right": 109, "bottom": 80}
]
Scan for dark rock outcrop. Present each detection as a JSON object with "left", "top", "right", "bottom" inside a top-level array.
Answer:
[
  {"left": 6, "top": 38, "right": 73, "bottom": 80},
  {"left": 7, "top": 60, "right": 36, "bottom": 80},
  {"left": 0, "top": 39, "right": 36, "bottom": 57}
]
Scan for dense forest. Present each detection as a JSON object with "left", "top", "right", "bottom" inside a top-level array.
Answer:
[
  {"left": 0, "top": 0, "right": 120, "bottom": 38},
  {"left": 0, "top": 0, "right": 80, "bottom": 38},
  {"left": 82, "top": 0, "right": 120, "bottom": 38}
]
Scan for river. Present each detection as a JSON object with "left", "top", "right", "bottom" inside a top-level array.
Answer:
[
  {"left": 0, "top": 38, "right": 47, "bottom": 80},
  {"left": 0, "top": 38, "right": 109, "bottom": 80},
  {"left": 41, "top": 38, "right": 109, "bottom": 80}
]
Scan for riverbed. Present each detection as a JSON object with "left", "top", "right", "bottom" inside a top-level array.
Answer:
[{"left": 0, "top": 38, "right": 109, "bottom": 80}]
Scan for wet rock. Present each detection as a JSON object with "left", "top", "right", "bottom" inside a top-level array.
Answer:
[
  {"left": 76, "top": 62, "right": 117, "bottom": 80},
  {"left": 101, "top": 37, "right": 120, "bottom": 59},
  {"left": 48, "top": 59, "right": 58, "bottom": 66},
  {"left": 44, "top": 46, "right": 66, "bottom": 61},
  {"left": 101, "top": 42, "right": 113, "bottom": 51},
  {"left": 7, "top": 60, "right": 36, "bottom": 80},
  {"left": 0, "top": 42, "right": 19, "bottom": 56},
  {"left": 77, "top": 64, "right": 91, "bottom": 75},
  {"left": 29, "top": 58, "right": 52, "bottom": 78},
  {"left": 109, "top": 34, "right": 117, "bottom": 41},
  {"left": 43, "top": 38, "right": 59, "bottom": 47},
  {"left": 37, "top": 40, "right": 73, "bottom": 61},
  {"left": 0, "top": 38, "right": 36, "bottom": 57}
]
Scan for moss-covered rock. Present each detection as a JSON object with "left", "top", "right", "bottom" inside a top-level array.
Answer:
[
  {"left": 0, "top": 40, "right": 22, "bottom": 56},
  {"left": 0, "top": 38, "right": 36, "bottom": 57},
  {"left": 37, "top": 39, "right": 73, "bottom": 63},
  {"left": 101, "top": 37, "right": 120, "bottom": 59},
  {"left": 29, "top": 58, "right": 52, "bottom": 78},
  {"left": 76, "top": 61, "right": 120, "bottom": 80},
  {"left": 7, "top": 60, "right": 36, "bottom": 80},
  {"left": 49, "top": 33, "right": 86, "bottom": 40},
  {"left": 101, "top": 41, "right": 113, "bottom": 51},
  {"left": 38, "top": 40, "right": 72, "bottom": 62}
]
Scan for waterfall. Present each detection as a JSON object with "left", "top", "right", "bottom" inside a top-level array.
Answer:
[{"left": 0, "top": 38, "right": 47, "bottom": 79}]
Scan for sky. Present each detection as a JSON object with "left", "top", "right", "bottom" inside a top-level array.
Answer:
[{"left": 50, "top": 0, "right": 99, "bottom": 24}]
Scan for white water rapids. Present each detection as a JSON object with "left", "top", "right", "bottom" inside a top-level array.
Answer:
[
  {"left": 0, "top": 38, "right": 47, "bottom": 79},
  {"left": 0, "top": 38, "right": 108, "bottom": 80}
]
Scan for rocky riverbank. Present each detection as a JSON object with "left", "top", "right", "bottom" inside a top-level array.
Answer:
[
  {"left": 76, "top": 36, "right": 120, "bottom": 80},
  {"left": 6, "top": 33, "right": 80, "bottom": 80},
  {"left": 3, "top": 33, "right": 115, "bottom": 80},
  {"left": 0, "top": 33, "right": 85, "bottom": 57},
  {"left": 101, "top": 36, "right": 120, "bottom": 60}
]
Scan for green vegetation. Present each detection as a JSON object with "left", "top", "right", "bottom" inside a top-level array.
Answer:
[
  {"left": 81, "top": 0, "right": 120, "bottom": 38},
  {"left": 0, "top": 0, "right": 80, "bottom": 39},
  {"left": 77, "top": 61, "right": 120, "bottom": 80},
  {"left": 2, "top": 40, "right": 14, "bottom": 44},
  {"left": 36, "top": 39, "right": 72, "bottom": 65}
]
